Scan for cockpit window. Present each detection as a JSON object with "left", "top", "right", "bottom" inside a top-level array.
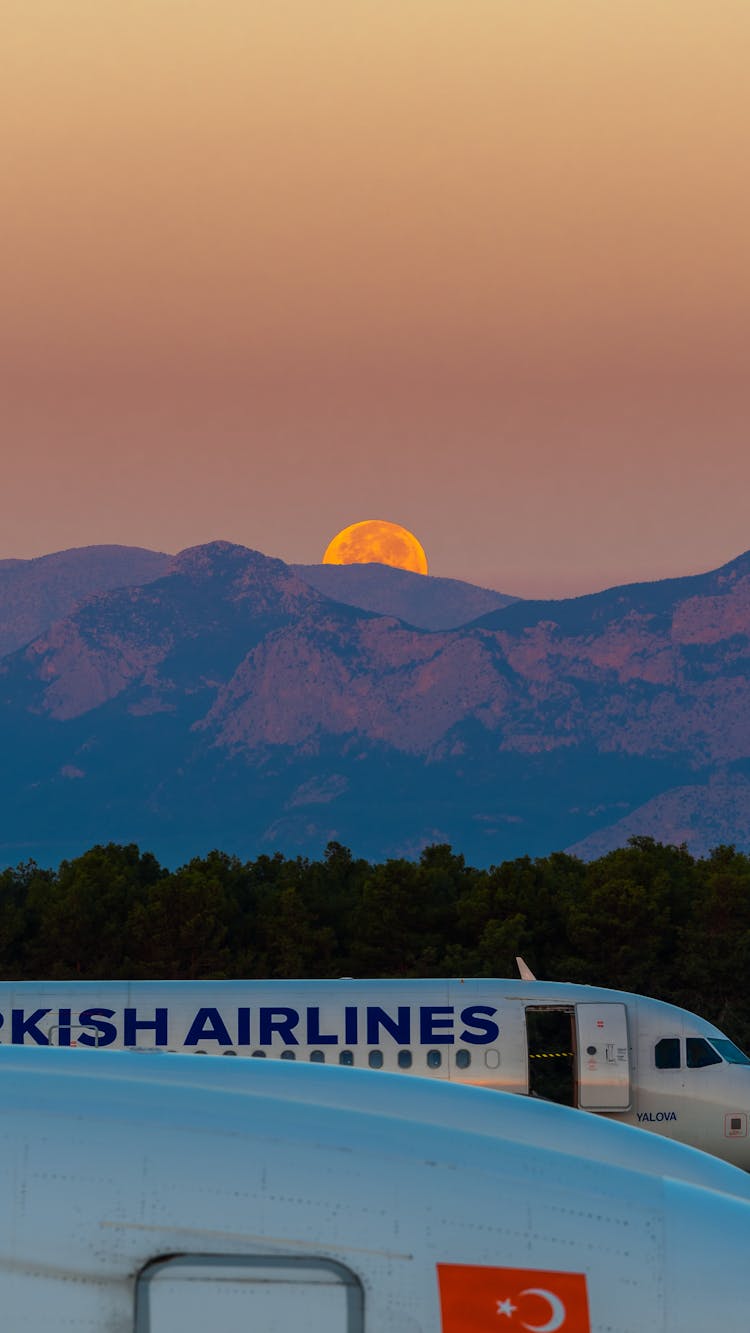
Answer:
[
  {"left": 655, "top": 1038, "right": 681, "bottom": 1069},
  {"left": 686, "top": 1037, "right": 722, "bottom": 1068},
  {"left": 710, "top": 1039, "right": 750, "bottom": 1066}
]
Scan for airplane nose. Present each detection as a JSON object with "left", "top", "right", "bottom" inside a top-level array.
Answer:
[{"left": 662, "top": 1177, "right": 750, "bottom": 1330}]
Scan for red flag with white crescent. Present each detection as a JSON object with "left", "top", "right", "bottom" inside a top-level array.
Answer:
[{"left": 437, "top": 1264, "right": 591, "bottom": 1333}]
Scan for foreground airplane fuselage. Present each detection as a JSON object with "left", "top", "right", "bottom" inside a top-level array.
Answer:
[
  {"left": 1, "top": 976, "right": 749, "bottom": 1168},
  {"left": 2, "top": 1045, "right": 750, "bottom": 1332}
]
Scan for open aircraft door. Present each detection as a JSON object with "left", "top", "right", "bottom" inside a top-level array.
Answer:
[
  {"left": 576, "top": 1002, "right": 631, "bottom": 1111},
  {"left": 136, "top": 1256, "right": 363, "bottom": 1332}
]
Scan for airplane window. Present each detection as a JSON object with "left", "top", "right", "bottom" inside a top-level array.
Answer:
[
  {"left": 710, "top": 1039, "right": 750, "bottom": 1066},
  {"left": 369, "top": 1050, "right": 384, "bottom": 1069},
  {"left": 686, "top": 1037, "right": 722, "bottom": 1068},
  {"left": 655, "top": 1038, "right": 680, "bottom": 1069},
  {"left": 310, "top": 1050, "right": 325, "bottom": 1063},
  {"left": 339, "top": 1050, "right": 354, "bottom": 1066},
  {"left": 455, "top": 1049, "right": 471, "bottom": 1070},
  {"left": 222, "top": 1049, "right": 238, "bottom": 1056},
  {"left": 398, "top": 1050, "right": 413, "bottom": 1069},
  {"left": 427, "top": 1050, "right": 442, "bottom": 1069},
  {"left": 280, "top": 1050, "right": 296, "bottom": 1060},
  {"left": 251, "top": 1049, "right": 266, "bottom": 1058}
]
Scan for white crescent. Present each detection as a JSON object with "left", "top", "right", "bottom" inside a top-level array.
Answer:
[{"left": 519, "top": 1287, "right": 566, "bottom": 1333}]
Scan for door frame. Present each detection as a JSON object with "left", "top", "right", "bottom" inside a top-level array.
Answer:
[{"left": 524, "top": 1004, "right": 579, "bottom": 1108}]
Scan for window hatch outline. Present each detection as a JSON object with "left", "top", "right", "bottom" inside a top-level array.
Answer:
[{"left": 135, "top": 1253, "right": 364, "bottom": 1333}]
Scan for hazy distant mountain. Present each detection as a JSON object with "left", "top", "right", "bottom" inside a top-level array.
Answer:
[
  {"left": 292, "top": 561, "right": 517, "bottom": 628},
  {"left": 0, "top": 540, "right": 748, "bottom": 866},
  {"left": 567, "top": 774, "right": 750, "bottom": 861},
  {"left": 0, "top": 545, "right": 170, "bottom": 657}
]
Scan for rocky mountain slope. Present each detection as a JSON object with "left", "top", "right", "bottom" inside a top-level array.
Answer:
[
  {"left": 0, "top": 545, "right": 170, "bottom": 657},
  {"left": 0, "top": 541, "right": 748, "bottom": 865}
]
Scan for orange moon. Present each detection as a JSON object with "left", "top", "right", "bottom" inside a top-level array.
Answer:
[{"left": 323, "top": 520, "right": 429, "bottom": 575}]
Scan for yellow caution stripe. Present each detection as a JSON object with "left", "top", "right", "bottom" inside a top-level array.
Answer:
[{"left": 529, "top": 1052, "right": 574, "bottom": 1059}]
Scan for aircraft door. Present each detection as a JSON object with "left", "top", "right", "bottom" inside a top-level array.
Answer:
[
  {"left": 524, "top": 1007, "right": 577, "bottom": 1107},
  {"left": 576, "top": 1003, "right": 631, "bottom": 1111},
  {"left": 136, "top": 1256, "right": 362, "bottom": 1332}
]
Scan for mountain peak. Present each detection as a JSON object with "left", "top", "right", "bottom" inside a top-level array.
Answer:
[
  {"left": 167, "top": 543, "right": 327, "bottom": 618},
  {"left": 169, "top": 541, "right": 283, "bottom": 578}
]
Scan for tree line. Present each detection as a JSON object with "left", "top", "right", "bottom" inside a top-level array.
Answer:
[{"left": 1, "top": 836, "right": 749, "bottom": 1048}]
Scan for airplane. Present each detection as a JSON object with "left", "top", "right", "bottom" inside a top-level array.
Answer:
[
  {"left": 1, "top": 970, "right": 748, "bottom": 1169},
  {"left": 1, "top": 1043, "right": 750, "bottom": 1331}
]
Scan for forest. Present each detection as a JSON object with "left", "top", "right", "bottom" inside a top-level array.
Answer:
[{"left": 1, "top": 836, "right": 749, "bottom": 1049}]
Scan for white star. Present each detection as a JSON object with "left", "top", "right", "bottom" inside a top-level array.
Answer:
[{"left": 497, "top": 1297, "right": 517, "bottom": 1318}]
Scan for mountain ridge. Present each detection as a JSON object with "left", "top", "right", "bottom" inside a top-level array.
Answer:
[
  {"left": 1, "top": 541, "right": 748, "bottom": 865},
  {"left": 292, "top": 561, "right": 517, "bottom": 629},
  {"left": 470, "top": 548, "right": 750, "bottom": 634},
  {"left": 0, "top": 542, "right": 516, "bottom": 656}
]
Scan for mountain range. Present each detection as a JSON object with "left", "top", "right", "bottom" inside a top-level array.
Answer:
[{"left": 0, "top": 540, "right": 748, "bottom": 865}]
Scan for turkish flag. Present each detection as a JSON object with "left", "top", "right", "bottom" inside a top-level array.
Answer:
[{"left": 437, "top": 1264, "right": 590, "bottom": 1333}]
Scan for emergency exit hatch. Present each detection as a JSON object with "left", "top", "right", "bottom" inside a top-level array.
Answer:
[{"left": 136, "top": 1255, "right": 362, "bottom": 1332}]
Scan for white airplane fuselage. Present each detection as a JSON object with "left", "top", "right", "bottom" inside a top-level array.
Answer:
[
  {"left": 1, "top": 977, "right": 748, "bottom": 1168},
  {"left": 2, "top": 1045, "right": 750, "bottom": 1332}
]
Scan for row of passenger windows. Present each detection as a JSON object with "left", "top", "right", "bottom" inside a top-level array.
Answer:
[
  {"left": 154, "top": 1047, "right": 502, "bottom": 1068},
  {"left": 232, "top": 1047, "right": 476, "bottom": 1069}
]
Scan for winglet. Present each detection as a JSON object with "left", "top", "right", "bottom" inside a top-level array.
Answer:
[{"left": 516, "top": 956, "right": 537, "bottom": 981}]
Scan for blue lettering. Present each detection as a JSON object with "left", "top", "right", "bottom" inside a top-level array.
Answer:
[
  {"left": 183, "top": 1007, "right": 232, "bottom": 1047},
  {"left": 306, "top": 1007, "right": 338, "bottom": 1045},
  {"left": 124, "top": 1007, "right": 169, "bottom": 1047},
  {"left": 77, "top": 1008, "right": 117, "bottom": 1047},
  {"left": 259, "top": 1007, "right": 299, "bottom": 1046},
  {"left": 57, "top": 1006, "right": 72, "bottom": 1047},
  {"left": 345, "top": 1006, "right": 358, "bottom": 1045},
  {"left": 419, "top": 1005, "right": 455, "bottom": 1045},
  {"left": 237, "top": 1007, "right": 251, "bottom": 1046},
  {"left": 366, "top": 1006, "right": 410, "bottom": 1045},
  {"left": 12, "top": 1008, "right": 50, "bottom": 1045},
  {"left": 459, "top": 1005, "right": 500, "bottom": 1045}
]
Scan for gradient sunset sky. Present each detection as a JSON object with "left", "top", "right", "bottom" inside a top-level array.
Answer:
[{"left": 3, "top": 2, "right": 749, "bottom": 596}]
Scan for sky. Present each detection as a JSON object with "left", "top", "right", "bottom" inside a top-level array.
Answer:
[{"left": 3, "top": 2, "right": 750, "bottom": 597}]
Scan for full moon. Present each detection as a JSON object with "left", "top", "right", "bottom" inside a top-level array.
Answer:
[{"left": 323, "top": 520, "right": 429, "bottom": 575}]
